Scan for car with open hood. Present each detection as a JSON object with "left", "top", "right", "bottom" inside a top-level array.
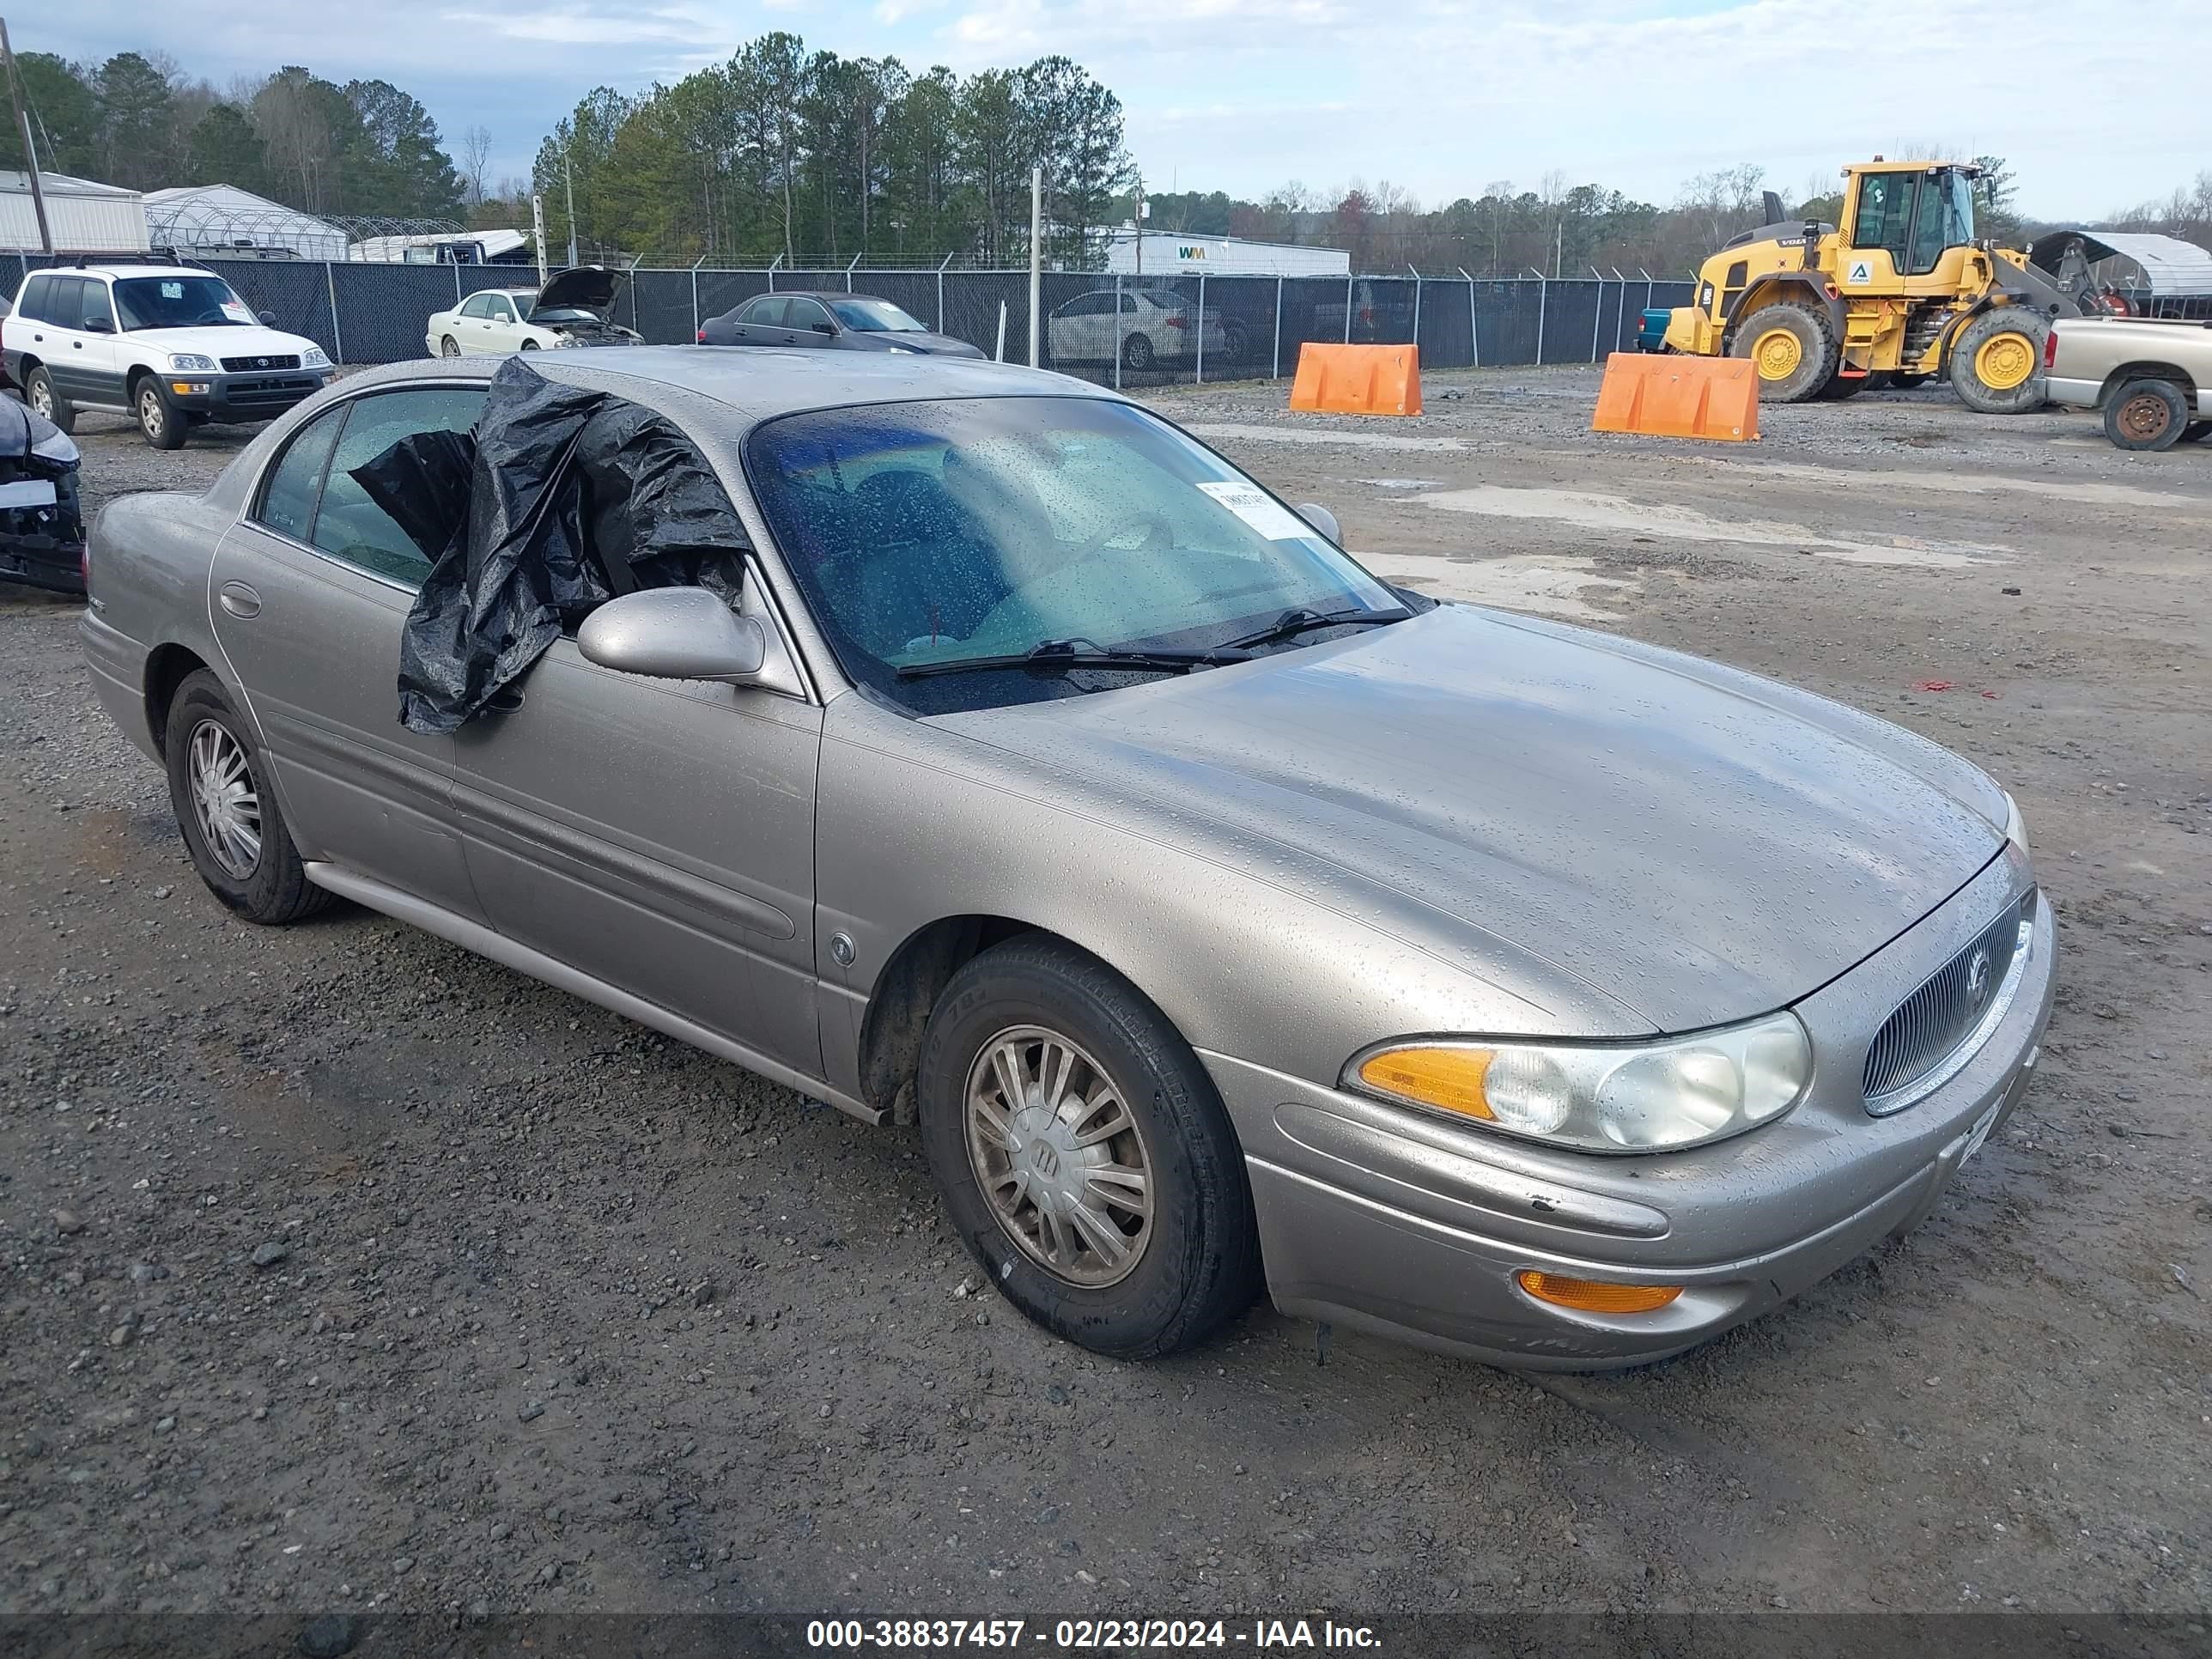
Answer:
[
  {"left": 3, "top": 264, "right": 336, "bottom": 450},
  {"left": 698, "top": 289, "right": 986, "bottom": 358},
  {"left": 78, "top": 348, "right": 2053, "bottom": 1372},
  {"left": 424, "top": 265, "right": 639, "bottom": 357}
]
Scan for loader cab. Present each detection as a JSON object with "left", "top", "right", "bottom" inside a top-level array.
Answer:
[{"left": 1838, "top": 162, "right": 1978, "bottom": 281}]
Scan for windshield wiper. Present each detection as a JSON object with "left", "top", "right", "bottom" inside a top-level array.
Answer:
[
  {"left": 896, "top": 637, "right": 1250, "bottom": 681},
  {"left": 1216, "top": 605, "right": 1409, "bottom": 653}
]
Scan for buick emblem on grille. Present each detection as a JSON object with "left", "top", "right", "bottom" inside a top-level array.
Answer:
[{"left": 1966, "top": 946, "right": 1991, "bottom": 999}]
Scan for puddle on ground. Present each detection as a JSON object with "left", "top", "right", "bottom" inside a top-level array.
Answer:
[
  {"left": 1688, "top": 458, "right": 2212, "bottom": 514},
  {"left": 1370, "top": 550, "right": 1638, "bottom": 619},
  {"left": 1412, "top": 486, "right": 2007, "bottom": 568},
  {"left": 1184, "top": 422, "right": 1469, "bottom": 453},
  {"left": 1358, "top": 477, "right": 1448, "bottom": 489}
]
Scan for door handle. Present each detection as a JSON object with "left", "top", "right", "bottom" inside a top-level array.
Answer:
[{"left": 218, "top": 580, "right": 261, "bottom": 619}]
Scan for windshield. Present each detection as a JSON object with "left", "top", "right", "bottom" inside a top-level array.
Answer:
[
  {"left": 505, "top": 289, "right": 540, "bottom": 313},
  {"left": 831, "top": 298, "right": 927, "bottom": 332},
  {"left": 746, "top": 396, "right": 1406, "bottom": 713},
  {"left": 114, "top": 275, "right": 253, "bottom": 331}
]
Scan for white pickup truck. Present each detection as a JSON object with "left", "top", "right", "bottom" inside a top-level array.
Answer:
[{"left": 2044, "top": 315, "right": 2212, "bottom": 452}]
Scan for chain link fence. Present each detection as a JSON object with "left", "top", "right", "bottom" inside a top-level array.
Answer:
[{"left": 0, "top": 252, "right": 1693, "bottom": 386}]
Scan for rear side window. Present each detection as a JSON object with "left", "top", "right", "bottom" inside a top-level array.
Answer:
[
  {"left": 255, "top": 408, "right": 343, "bottom": 543},
  {"left": 16, "top": 272, "right": 52, "bottom": 323},
  {"left": 743, "top": 295, "right": 789, "bottom": 327},
  {"left": 311, "top": 388, "right": 488, "bottom": 586},
  {"left": 45, "top": 276, "right": 82, "bottom": 327}
]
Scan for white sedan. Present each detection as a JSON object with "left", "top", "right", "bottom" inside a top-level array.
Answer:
[{"left": 423, "top": 266, "right": 637, "bottom": 357}]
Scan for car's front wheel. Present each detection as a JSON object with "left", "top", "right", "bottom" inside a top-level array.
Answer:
[
  {"left": 918, "top": 937, "right": 1261, "bottom": 1359},
  {"left": 440, "top": 335, "right": 461, "bottom": 357},
  {"left": 164, "top": 670, "right": 332, "bottom": 924},
  {"left": 136, "top": 379, "right": 187, "bottom": 450}
]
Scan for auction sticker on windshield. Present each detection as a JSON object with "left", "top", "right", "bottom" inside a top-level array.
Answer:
[{"left": 1196, "top": 480, "right": 1310, "bottom": 540}]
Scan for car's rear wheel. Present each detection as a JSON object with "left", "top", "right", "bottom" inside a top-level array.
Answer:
[
  {"left": 2105, "top": 379, "right": 2189, "bottom": 452},
  {"left": 1121, "top": 331, "right": 1154, "bottom": 373},
  {"left": 917, "top": 936, "right": 1260, "bottom": 1358},
  {"left": 440, "top": 335, "right": 461, "bottom": 357},
  {"left": 164, "top": 671, "right": 331, "bottom": 925},
  {"left": 24, "top": 366, "right": 74, "bottom": 434},
  {"left": 136, "top": 378, "right": 187, "bottom": 450}
]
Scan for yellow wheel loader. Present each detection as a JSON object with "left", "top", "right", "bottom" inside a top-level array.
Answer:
[{"left": 1663, "top": 159, "right": 2092, "bottom": 412}]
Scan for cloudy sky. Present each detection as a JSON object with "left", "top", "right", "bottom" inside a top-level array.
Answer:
[{"left": 27, "top": 0, "right": 2211, "bottom": 220}]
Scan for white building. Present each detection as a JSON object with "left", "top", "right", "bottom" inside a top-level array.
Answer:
[
  {"left": 1102, "top": 230, "right": 1347, "bottom": 277},
  {"left": 351, "top": 228, "right": 533, "bottom": 265},
  {"left": 0, "top": 170, "right": 149, "bottom": 253},
  {"left": 143, "top": 184, "right": 349, "bottom": 262}
]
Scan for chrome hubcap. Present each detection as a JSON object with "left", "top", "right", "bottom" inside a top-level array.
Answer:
[
  {"left": 140, "top": 389, "right": 163, "bottom": 437},
  {"left": 187, "top": 720, "right": 261, "bottom": 878},
  {"left": 965, "top": 1025, "right": 1152, "bottom": 1287},
  {"left": 29, "top": 380, "right": 52, "bottom": 417}
]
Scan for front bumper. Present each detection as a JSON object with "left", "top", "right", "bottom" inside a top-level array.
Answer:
[
  {"left": 1205, "top": 850, "right": 2055, "bottom": 1371},
  {"left": 162, "top": 368, "right": 334, "bottom": 423}
]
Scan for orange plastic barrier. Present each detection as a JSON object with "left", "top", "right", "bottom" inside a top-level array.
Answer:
[
  {"left": 1290, "top": 343, "right": 1423, "bottom": 416},
  {"left": 1590, "top": 352, "right": 1759, "bottom": 442}
]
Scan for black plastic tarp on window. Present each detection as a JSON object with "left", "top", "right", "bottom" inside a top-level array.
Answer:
[{"left": 356, "top": 358, "right": 750, "bottom": 734}]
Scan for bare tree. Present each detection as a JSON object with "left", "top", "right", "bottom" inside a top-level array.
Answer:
[{"left": 460, "top": 124, "right": 492, "bottom": 207}]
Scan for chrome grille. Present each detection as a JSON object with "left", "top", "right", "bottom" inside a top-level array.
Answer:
[
  {"left": 1863, "top": 891, "right": 2032, "bottom": 1113},
  {"left": 221, "top": 354, "right": 300, "bottom": 373}
]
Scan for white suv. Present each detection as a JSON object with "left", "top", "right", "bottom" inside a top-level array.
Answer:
[{"left": 3, "top": 264, "right": 334, "bottom": 450}]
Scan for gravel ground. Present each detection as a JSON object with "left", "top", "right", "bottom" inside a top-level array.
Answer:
[{"left": 1, "top": 379, "right": 2207, "bottom": 1629}]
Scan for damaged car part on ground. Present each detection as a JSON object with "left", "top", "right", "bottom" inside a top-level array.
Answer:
[
  {"left": 78, "top": 347, "right": 2054, "bottom": 1372},
  {"left": 0, "top": 394, "right": 85, "bottom": 595}
]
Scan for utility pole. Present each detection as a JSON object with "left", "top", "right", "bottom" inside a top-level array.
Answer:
[
  {"left": 563, "top": 150, "right": 579, "bottom": 268},
  {"left": 0, "top": 18, "right": 53, "bottom": 257},
  {"left": 1134, "top": 177, "right": 1144, "bottom": 281},
  {"left": 1027, "top": 165, "right": 1042, "bottom": 368},
  {"left": 531, "top": 192, "right": 549, "bottom": 285}
]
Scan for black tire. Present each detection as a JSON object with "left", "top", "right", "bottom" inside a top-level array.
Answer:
[
  {"left": 917, "top": 936, "right": 1261, "bottom": 1359},
  {"left": 163, "top": 670, "right": 332, "bottom": 925},
  {"left": 134, "top": 376, "right": 187, "bottom": 450},
  {"left": 440, "top": 336, "right": 461, "bottom": 357},
  {"left": 2104, "top": 379, "right": 2190, "bottom": 452},
  {"left": 1892, "top": 372, "right": 1932, "bottom": 390},
  {"left": 519, "top": 338, "right": 539, "bottom": 351},
  {"left": 23, "top": 365, "right": 74, "bottom": 434},
  {"left": 1729, "top": 301, "right": 1837, "bottom": 402},
  {"left": 1121, "top": 331, "right": 1154, "bottom": 373},
  {"left": 1949, "top": 308, "right": 2050, "bottom": 414},
  {"left": 1818, "top": 372, "right": 1875, "bottom": 400},
  {"left": 1223, "top": 320, "right": 1250, "bottom": 362}
]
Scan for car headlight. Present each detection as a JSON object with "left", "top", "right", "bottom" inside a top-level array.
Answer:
[
  {"left": 167, "top": 353, "right": 219, "bottom": 373},
  {"left": 1347, "top": 1011, "right": 1812, "bottom": 1153},
  {"left": 301, "top": 345, "right": 331, "bottom": 369},
  {"left": 2002, "top": 792, "right": 2029, "bottom": 861}
]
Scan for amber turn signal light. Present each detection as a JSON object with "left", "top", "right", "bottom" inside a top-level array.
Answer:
[
  {"left": 1516, "top": 1271, "right": 1682, "bottom": 1314},
  {"left": 1355, "top": 1046, "right": 1494, "bottom": 1119}
]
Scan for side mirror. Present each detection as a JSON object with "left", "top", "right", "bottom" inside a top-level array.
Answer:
[
  {"left": 83, "top": 317, "right": 114, "bottom": 334},
  {"left": 811, "top": 321, "right": 836, "bottom": 336},
  {"left": 577, "top": 587, "right": 768, "bottom": 683},
  {"left": 1296, "top": 502, "right": 1340, "bottom": 544},
  {"left": 258, "top": 309, "right": 276, "bottom": 326}
]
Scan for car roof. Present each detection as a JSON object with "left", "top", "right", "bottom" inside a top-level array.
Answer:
[
  {"left": 750, "top": 290, "right": 911, "bottom": 306},
  {"left": 303, "top": 347, "right": 1110, "bottom": 424},
  {"left": 37, "top": 265, "right": 205, "bottom": 282}
]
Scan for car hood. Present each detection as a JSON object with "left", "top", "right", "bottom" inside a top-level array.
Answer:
[
  {"left": 126, "top": 325, "right": 319, "bottom": 360},
  {"left": 530, "top": 264, "right": 624, "bottom": 321},
  {"left": 934, "top": 605, "right": 2006, "bottom": 1033},
  {"left": 875, "top": 331, "right": 986, "bottom": 358}
]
